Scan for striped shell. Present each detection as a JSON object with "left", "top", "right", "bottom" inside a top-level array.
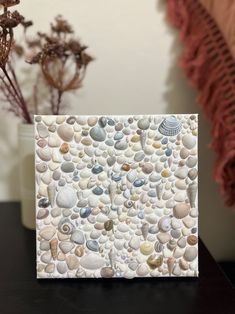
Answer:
[{"left": 158, "top": 115, "right": 182, "bottom": 136}]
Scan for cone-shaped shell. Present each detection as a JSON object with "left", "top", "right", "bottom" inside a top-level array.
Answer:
[
  {"left": 187, "top": 182, "right": 198, "bottom": 208},
  {"left": 50, "top": 238, "right": 58, "bottom": 260},
  {"left": 158, "top": 116, "right": 182, "bottom": 136},
  {"left": 167, "top": 257, "right": 175, "bottom": 276},
  {"left": 141, "top": 222, "right": 149, "bottom": 240}
]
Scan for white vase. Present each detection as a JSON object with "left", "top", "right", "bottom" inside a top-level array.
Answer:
[{"left": 18, "top": 123, "right": 35, "bottom": 229}]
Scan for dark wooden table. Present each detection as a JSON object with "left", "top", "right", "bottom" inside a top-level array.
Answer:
[{"left": 0, "top": 202, "right": 234, "bottom": 314}]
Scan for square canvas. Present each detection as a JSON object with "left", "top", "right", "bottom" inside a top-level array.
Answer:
[{"left": 35, "top": 115, "right": 198, "bottom": 279}]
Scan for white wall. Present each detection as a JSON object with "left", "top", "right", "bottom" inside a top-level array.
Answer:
[{"left": 0, "top": 0, "right": 234, "bottom": 260}]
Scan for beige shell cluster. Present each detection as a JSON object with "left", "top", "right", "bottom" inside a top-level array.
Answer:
[{"left": 35, "top": 114, "right": 198, "bottom": 279}]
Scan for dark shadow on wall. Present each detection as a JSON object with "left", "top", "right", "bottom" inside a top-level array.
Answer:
[{"left": 156, "top": 0, "right": 235, "bottom": 261}]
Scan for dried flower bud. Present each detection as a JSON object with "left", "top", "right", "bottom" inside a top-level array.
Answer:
[
  {"left": 0, "top": 0, "right": 20, "bottom": 8},
  {"left": 51, "top": 15, "right": 73, "bottom": 34}
]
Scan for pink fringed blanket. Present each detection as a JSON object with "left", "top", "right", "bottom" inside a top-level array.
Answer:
[{"left": 167, "top": 0, "right": 235, "bottom": 207}]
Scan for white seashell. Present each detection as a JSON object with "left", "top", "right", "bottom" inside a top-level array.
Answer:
[
  {"left": 56, "top": 187, "right": 77, "bottom": 208},
  {"left": 114, "top": 239, "right": 125, "bottom": 250},
  {"left": 187, "top": 182, "right": 198, "bottom": 208},
  {"left": 56, "top": 116, "right": 66, "bottom": 124},
  {"left": 174, "top": 191, "right": 186, "bottom": 202},
  {"left": 48, "top": 134, "right": 61, "bottom": 147},
  {"left": 175, "top": 180, "right": 187, "bottom": 190},
  {"left": 177, "top": 236, "right": 187, "bottom": 248},
  {"left": 174, "top": 167, "right": 188, "bottom": 179},
  {"left": 129, "top": 236, "right": 140, "bottom": 250},
  {"left": 41, "top": 172, "right": 52, "bottom": 185},
  {"left": 186, "top": 156, "right": 198, "bottom": 168},
  {"left": 39, "top": 226, "right": 56, "bottom": 241},
  {"left": 47, "top": 182, "right": 56, "bottom": 207},
  {"left": 136, "top": 264, "right": 149, "bottom": 277},
  {"left": 180, "top": 147, "right": 189, "bottom": 159},
  {"left": 173, "top": 264, "right": 181, "bottom": 276},
  {"left": 171, "top": 217, "right": 182, "bottom": 229},
  {"left": 182, "top": 217, "right": 196, "bottom": 228},
  {"left": 57, "top": 124, "right": 74, "bottom": 142},
  {"left": 59, "top": 241, "right": 75, "bottom": 254},
  {"left": 43, "top": 116, "right": 56, "bottom": 126},
  {"left": 140, "top": 131, "right": 147, "bottom": 149},
  {"left": 155, "top": 162, "right": 163, "bottom": 173},
  {"left": 57, "top": 262, "right": 67, "bottom": 274},
  {"left": 157, "top": 232, "right": 171, "bottom": 244},
  {"left": 182, "top": 134, "right": 196, "bottom": 149},
  {"left": 162, "top": 191, "right": 173, "bottom": 200},
  {"left": 173, "top": 203, "right": 190, "bottom": 219},
  {"left": 184, "top": 247, "right": 198, "bottom": 262},
  {"left": 88, "top": 195, "right": 99, "bottom": 207},
  {"left": 173, "top": 247, "right": 184, "bottom": 258},
  {"left": 124, "top": 270, "right": 136, "bottom": 279},
  {"left": 156, "top": 183, "right": 163, "bottom": 200},
  {"left": 146, "top": 214, "right": 158, "bottom": 224},
  {"left": 149, "top": 173, "right": 161, "bottom": 182},
  {"left": 37, "top": 123, "right": 49, "bottom": 138},
  {"left": 158, "top": 216, "right": 171, "bottom": 232},
  {"left": 127, "top": 170, "right": 137, "bottom": 183},
  {"left": 36, "top": 148, "right": 52, "bottom": 162}
]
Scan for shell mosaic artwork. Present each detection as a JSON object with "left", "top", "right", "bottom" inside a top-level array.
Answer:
[{"left": 35, "top": 115, "right": 198, "bottom": 278}]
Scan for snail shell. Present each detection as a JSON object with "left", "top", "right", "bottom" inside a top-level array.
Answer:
[{"left": 58, "top": 218, "right": 75, "bottom": 235}]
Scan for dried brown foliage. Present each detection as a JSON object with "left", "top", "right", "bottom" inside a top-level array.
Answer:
[{"left": 0, "top": 2, "right": 93, "bottom": 123}]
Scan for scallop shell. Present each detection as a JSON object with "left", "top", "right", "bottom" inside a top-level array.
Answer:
[{"left": 158, "top": 115, "right": 182, "bottom": 136}]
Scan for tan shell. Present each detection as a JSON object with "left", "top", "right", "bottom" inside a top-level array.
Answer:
[
  {"left": 75, "top": 246, "right": 84, "bottom": 257},
  {"left": 50, "top": 238, "right": 58, "bottom": 260},
  {"left": 147, "top": 255, "right": 163, "bottom": 269},
  {"left": 60, "top": 143, "right": 70, "bottom": 154},
  {"left": 167, "top": 257, "right": 175, "bottom": 276},
  {"left": 140, "top": 242, "right": 154, "bottom": 255},
  {"left": 187, "top": 235, "right": 198, "bottom": 246}
]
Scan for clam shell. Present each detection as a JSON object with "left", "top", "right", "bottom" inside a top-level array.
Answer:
[
  {"left": 184, "top": 247, "right": 198, "bottom": 262},
  {"left": 56, "top": 186, "right": 77, "bottom": 208},
  {"left": 80, "top": 253, "right": 106, "bottom": 270},
  {"left": 158, "top": 115, "right": 182, "bottom": 136},
  {"left": 57, "top": 124, "right": 74, "bottom": 142},
  {"left": 182, "top": 134, "right": 196, "bottom": 149},
  {"left": 90, "top": 126, "right": 106, "bottom": 142},
  {"left": 173, "top": 203, "right": 190, "bottom": 219},
  {"left": 59, "top": 241, "right": 75, "bottom": 254}
]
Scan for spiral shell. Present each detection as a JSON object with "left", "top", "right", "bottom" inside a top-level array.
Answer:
[
  {"left": 124, "top": 200, "right": 133, "bottom": 208},
  {"left": 58, "top": 218, "right": 75, "bottom": 235}
]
